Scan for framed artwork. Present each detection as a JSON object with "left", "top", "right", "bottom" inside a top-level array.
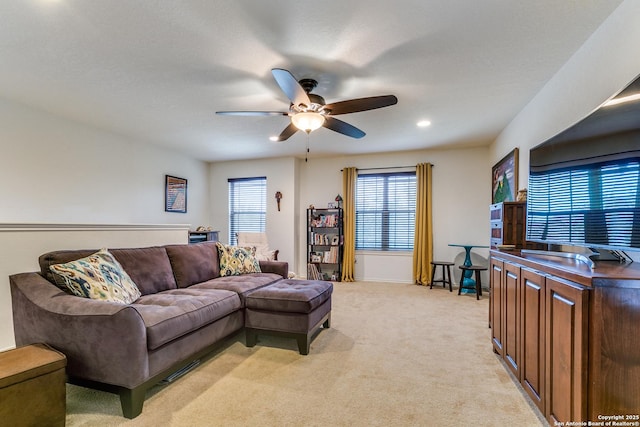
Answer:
[
  {"left": 492, "top": 148, "right": 518, "bottom": 204},
  {"left": 165, "top": 175, "right": 187, "bottom": 213}
]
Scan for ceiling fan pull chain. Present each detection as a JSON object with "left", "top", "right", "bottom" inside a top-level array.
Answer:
[{"left": 305, "top": 132, "right": 310, "bottom": 162}]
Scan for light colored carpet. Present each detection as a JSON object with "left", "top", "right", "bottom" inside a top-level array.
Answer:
[{"left": 65, "top": 281, "right": 546, "bottom": 426}]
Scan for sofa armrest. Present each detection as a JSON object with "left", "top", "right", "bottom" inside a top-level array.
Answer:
[
  {"left": 10, "top": 272, "right": 149, "bottom": 388},
  {"left": 258, "top": 261, "right": 288, "bottom": 278}
]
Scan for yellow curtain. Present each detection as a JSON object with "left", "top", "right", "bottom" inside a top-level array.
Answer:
[
  {"left": 413, "top": 163, "right": 433, "bottom": 285},
  {"left": 341, "top": 167, "right": 357, "bottom": 282}
]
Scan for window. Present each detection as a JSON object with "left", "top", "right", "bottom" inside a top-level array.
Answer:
[
  {"left": 527, "top": 159, "right": 640, "bottom": 248},
  {"left": 355, "top": 172, "right": 416, "bottom": 250},
  {"left": 228, "top": 177, "right": 266, "bottom": 245}
]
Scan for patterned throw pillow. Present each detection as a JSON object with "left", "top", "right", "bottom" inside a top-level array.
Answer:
[
  {"left": 215, "top": 242, "right": 261, "bottom": 276},
  {"left": 49, "top": 248, "right": 141, "bottom": 304}
]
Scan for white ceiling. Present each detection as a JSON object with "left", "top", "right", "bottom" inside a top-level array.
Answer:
[{"left": 0, "top": 1, "right": 624, "bottom": 162}]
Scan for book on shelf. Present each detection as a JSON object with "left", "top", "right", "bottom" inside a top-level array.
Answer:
[
  {"left": 310, "top": 213, "right": 338, "bottom": 228},
  {"left": 309, "top": 232, "right": 340, "bottom": 245},
  {"left": 309, "top": 246, "right": 339, "bottom": 264},
  {"left": 307, "top": 263, "right": 321, "bottom": 280},
  {"left": 322, "top": 247, "right": 339, "bottom": 263}
]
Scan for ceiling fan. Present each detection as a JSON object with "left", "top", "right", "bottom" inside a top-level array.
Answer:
[{"left": 216, "top": 68, "right": 398, "bottom": 141}]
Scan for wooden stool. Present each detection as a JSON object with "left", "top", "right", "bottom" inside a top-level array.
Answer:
[
  {"left": 457, "top": 265, "right": 488, "bottom": 300},
  {"left": 430, "top": 261, "right": 454, "bottom": 291}
]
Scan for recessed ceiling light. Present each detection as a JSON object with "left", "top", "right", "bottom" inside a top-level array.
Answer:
[
  {"left": 417, "top": 120, "right": 431, "bottom": 127},
  {"left": 269, "top": 136, "right": 279, "bottom": 142}
]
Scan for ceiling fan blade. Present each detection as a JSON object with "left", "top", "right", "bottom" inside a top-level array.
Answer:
[
  {"left": 276, "top": 122, "right": 299, "bottom": 141},
  {"left": 324, "top": 95, "right": 398, "bottom": 115},
  {"left": 272, "top": 68, "right": 311, "bottom": 107},
  {"left": 323, "top": 117, "right": 366, "bottom": 139},
  {"left": 216, "top": 111, "right": 288, "bottom": 116}
]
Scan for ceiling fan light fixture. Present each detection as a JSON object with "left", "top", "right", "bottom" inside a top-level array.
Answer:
[
  {"left": 217, "top": 68, "right": 397, "bottom": 141},
  {"left": 603, "top": 92, "right": 640, "bottom": 107},
  {"left": 291, "top": 112, "right": 325, "bottom": 133}
]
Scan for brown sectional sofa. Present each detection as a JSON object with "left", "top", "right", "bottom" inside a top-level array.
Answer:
[{"left": 9, "top": 241, "right": 288, "bottom": 419}]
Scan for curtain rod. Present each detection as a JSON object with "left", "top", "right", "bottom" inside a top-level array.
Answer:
[{"left": 340, "top": 164, "right": 433, "bottom": 172}]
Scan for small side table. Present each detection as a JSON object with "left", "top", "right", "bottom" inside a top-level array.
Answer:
[
  {"left": 0, "top": 343, "right": 67, "bottom": 426},
  {"left": 449, "top": 244, "right": 489, "bottom": 294}
]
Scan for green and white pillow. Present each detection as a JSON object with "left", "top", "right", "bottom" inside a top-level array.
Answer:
[
  {"left": 49, "top": 248, "right": 141, "bottom": 304},
  {"left": 216, "top": 242, "right": 261, "bottom": 276}
]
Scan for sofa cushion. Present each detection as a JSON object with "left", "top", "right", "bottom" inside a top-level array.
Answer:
[
  {"left": 49, "top": 249, "right": 141, "bottom": 304},
  {"left": 216, "top": 242, "right": 261, "bottom": 276},
  {"left": 165, "top": 242, "right": 220, "bottom": 288},
  {"left": 40, "top": 246, "right": 177, "bottom": 295},
  {"left": 245, "top": 279, "right": 333, "bottom": 313},
  {"left": 109, "top": 247, "right": 178, "bottom": 295},
  {"left": 132, "top": 288, "right": 240, "bottom": 350},
  {"left": 192, "top": 273, "right": 282, "bottom": 305},
  {"left": 41, "top": 249, "right": 99, "bottom": 287}
]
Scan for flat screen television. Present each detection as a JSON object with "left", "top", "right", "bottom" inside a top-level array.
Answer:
[{"left": 526, "top": 75, "right": 640, "bottom": 259}]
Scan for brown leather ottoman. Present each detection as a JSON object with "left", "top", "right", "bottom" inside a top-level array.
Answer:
[
  {"left": 245, "top": 279, "right": 333, "bottom": 355},
  {"left": 0, "top": 343, "right": 67, "bottom": 426}
]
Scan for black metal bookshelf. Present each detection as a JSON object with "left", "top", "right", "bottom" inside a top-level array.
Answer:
[{"left": 307, "top": 208, "right": 343, "bottom": 281}]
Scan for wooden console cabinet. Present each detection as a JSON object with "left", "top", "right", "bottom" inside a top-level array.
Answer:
[
  {"left": 489, "top": 202, "right": 544, "bottom": 250},
  {"left": 490, "top": 250, "right": 640, "bottom": 424}
]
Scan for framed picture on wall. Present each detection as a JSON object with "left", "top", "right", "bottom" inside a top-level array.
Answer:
[
  {"left": 492, "top": 148, "right": 518, "bottom": 204},
  {"left": 165, "top": 175, "right": 187, "bottom": 213}
]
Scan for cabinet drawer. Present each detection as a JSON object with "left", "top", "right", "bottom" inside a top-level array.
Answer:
[
  {"left": 490, "top": 238, "right": 503, "bottom": 248},
  {"left": 490, "top": 203, "right": 504, "bottom": 221}
]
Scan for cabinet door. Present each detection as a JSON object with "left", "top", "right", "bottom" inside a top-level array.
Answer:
[
  {"left": 511, "top": 203, "right": 527, "bottom": 247},
  {"left": 589, "top": 280, "right": 640, "bottom": 419},
  {"left": 502, "top": 204, "right": 517, "bottom": 245},
  {"left": 503, "top": 261, "right": 521, "bottom": 379},
  {"left": 545, "top": 276, "right": 588, "bottom": 424},
  {"left": 520, "top": 268, "right": 545, "bottom": 412},
  {"left": 490, "top": 257, "right": 504, "bottom": 355}
]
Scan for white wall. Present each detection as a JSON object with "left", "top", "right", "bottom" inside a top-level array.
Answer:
[
  {"left": 209, "top": 157, "right": 299, "bottom": 272},
  {"left": 491, "top": 0, "right": 640, "bottom": 261},
  {"left": 0, "top": 98, "right": 210, "bottom": 225},
  {"left": 299, "top": 148, "right": 492, "bottom": 283},
  {"left": 492, "top": 0, "right": 640, "bottom": 187},
  {"left": 209, "top": 146, "right": 491, "bottom": 284},
  {"left": 0, "top": 97, "right": 210, "bottom": 350}
]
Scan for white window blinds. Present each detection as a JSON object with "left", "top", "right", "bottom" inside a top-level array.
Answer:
[
  {"left": 355, "top": 172, "right": 416, "bottom": 250},
  {"left": 527, "top": 160, "right": 640, "bottom": 248},
  {"left": 228, "top": 177, "right": 266, "bottom": 245}
]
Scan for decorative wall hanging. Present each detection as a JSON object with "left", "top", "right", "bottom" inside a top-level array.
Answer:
[
  {"left": 165, "top": 175, "right": 187, "bottom": 213},
  {"left": 492, "top": 148, "right": 518, "bottom": 204}
]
